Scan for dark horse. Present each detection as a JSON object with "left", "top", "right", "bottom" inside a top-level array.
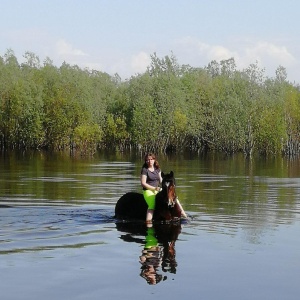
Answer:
[{"left": 115, "top": 171, "right": 182, "bottom": 222}]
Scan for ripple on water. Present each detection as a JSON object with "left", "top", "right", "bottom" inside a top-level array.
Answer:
[{"left": 0, "top": 206, "right": 116, "bottom": 255}]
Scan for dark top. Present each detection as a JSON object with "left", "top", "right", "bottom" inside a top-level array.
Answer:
[{"left": 141, "top": 167, "right": 161, "bottom": 190}]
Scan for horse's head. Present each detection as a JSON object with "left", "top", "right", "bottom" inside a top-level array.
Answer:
[{"left": 161, "top": 171, "right": 177, "bottom": 207}]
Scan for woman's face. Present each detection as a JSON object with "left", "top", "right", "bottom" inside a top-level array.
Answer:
[{"left": 146, "top": 156, "right": 155, "bottom": 166}]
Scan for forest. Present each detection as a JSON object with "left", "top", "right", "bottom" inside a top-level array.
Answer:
[{"left": 1, "top": 49, "right": 300, "bottom": 157}]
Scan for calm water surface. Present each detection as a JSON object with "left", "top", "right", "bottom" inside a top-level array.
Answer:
[{"left": 1, "top": 151, "right": 300, "bottom": 300}]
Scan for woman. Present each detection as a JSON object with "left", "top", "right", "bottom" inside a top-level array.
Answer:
[{"left": 140, "top": 153, "right": 162, "bottom": 224}]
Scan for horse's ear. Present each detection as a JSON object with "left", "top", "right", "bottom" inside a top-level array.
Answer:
[
  {"left": 161, "top": 172, "right": 165, "bottom": 178},
  {"left": 170, "top": 171, "right": 174, "bottom": 177}
]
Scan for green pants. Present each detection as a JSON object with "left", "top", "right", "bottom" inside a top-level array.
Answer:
[{"left": 143, "top": 189, "right": 158, "bottom": 210}]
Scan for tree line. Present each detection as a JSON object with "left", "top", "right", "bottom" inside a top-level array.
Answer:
[{"left": 1, "top": 49, "right": 300, "bottom": 156}]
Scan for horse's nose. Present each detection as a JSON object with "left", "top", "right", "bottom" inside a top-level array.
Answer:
[{"left": 168, "top": 199, "right": 175, "bottom": 207}]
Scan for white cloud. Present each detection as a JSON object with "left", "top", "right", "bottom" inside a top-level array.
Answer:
[
  {"left": 174, "top": 36, "right": 238, "bottom": 66},
  {"left": 55, "top": 39, "right": 87, "bottom": 57},
  {"left": 130, "top": 51, "right": 151, "bottom": 74},
  {"left": 173, "top": 36, "right": 297, "bottom": 79},
  {"left": 244, "top": 41, "right": 295, "bottom": 66},
  {"left": 95, "top": 51, "right": 151, "bottom": 79},
  {"left": 207, "top": 45, "right": 239, "bottom": 62}
]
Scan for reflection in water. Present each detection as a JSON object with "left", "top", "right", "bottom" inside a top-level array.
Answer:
[
  {"left": 116, "top": 222, "right": 181, "bottom": 285},
  {"left": 140, "top": 227, "right": 165, "bottom": 285}
]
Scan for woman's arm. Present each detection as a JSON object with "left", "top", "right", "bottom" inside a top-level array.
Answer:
[{"left": 158, "top": 171, "right": 162, "bottom": 185}]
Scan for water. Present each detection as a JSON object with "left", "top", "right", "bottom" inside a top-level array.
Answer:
[{"left": 1, "top": 151, "right": 300, "bottom": 300}]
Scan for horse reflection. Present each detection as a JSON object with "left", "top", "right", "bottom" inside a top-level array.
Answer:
[{"left": 116, "top": 222, "right": 182, "bottom": 285}]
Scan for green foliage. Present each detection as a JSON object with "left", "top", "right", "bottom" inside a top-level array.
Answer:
[
  {"left": 0, "top": 50, "right": 44, "bottom": 148},
  {"left": 73, "top": 124, "right": 102, "bottom": 155},
  {"left": 131, "top": 93, "right": 160, "bottom": 150},
  {"left": 1, "top": 49, "right": 300, "bottom": 156},
  {"left": 254, "top": 105, "right": 286, "bottom": 154},
  {"left": 104, "top": 114, "right": 129, "bottom": 150},
  {"left": 282, "top": 84, "right": 300, "bottom": 155}
]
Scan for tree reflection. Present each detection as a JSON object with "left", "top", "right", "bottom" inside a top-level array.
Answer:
[{"left": 116, "top": 222, "right": 182, "bottom": 285}]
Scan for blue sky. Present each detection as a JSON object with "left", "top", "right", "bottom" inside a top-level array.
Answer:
[{"left": 1, "top": 0, "right": 300, "bottom": 83}]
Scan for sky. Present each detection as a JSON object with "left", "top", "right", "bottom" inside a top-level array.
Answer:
[{"left": 1, "top": 0, "right": 300, "bottom": 83}]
